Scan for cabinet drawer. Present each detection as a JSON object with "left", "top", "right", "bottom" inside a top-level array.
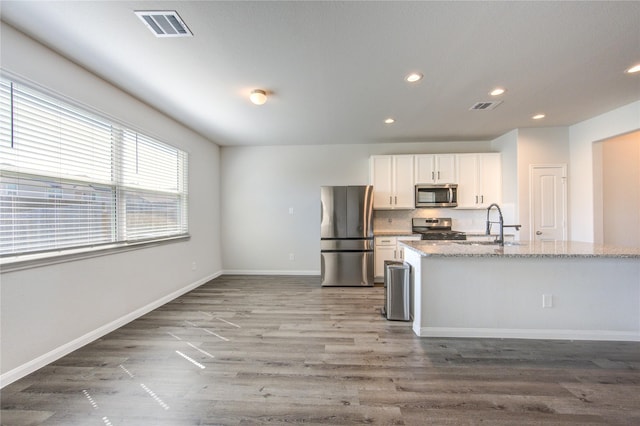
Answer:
[
  {"left": 375, "top": 236, "right": 397, "bottom": 246},
  {"left": 397, "top": 235, "right": 421, "bottom": 242}
]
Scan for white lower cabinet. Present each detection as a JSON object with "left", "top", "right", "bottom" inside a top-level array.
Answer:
[
  {"left": 374, "top": 237, "right": 396, "bottom": 281},
  {"left": 374, "top": 235, "right": 421, "bottom": 282}
]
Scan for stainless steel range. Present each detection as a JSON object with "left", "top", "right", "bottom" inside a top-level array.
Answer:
[{"left": 412, "top": 217, "right": 466, "bottom": 241}]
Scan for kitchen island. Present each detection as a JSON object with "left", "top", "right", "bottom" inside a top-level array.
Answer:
[{"left": 401, "top": 240, "right": 640, "bottom": 341}]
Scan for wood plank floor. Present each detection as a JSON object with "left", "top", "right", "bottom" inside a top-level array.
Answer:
[{"left": 2, "top": 275, "right": 640, "bottom": 425}]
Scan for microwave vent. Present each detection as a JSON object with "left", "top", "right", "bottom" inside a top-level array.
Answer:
[
  {"left": 469, "top": 101, "right": 503, "bottom": 111},
  {"left": 135, "top": 11, "right": 193, "bottom": 37}
]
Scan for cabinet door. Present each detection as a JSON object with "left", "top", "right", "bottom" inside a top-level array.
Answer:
[
  {"left": 397, "top": 236, "right": 421, "bottom": 260},
  {"left": 478, "top": 153, "right": 502, "bottom": 207},
  {"left": 414, "top": 155, "right": 435, "bottom": 184},
  {"left": 374, "top": 245, "right": 397, "bottom": 280},
  {"left": 435, "top": 154, "right": 457, "bottom": 183},
  {"left": 393, "top": 155, "right": 415, "bottom": 208},
  {"left": 456, "top": 154, "right": 479, "bottom": 208},
  {"left": 370, "top": 156, "right": 394, "bottom": 209}
]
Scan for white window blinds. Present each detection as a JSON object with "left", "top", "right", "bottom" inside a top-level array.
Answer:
[
  {"left": 120, "top": 130, "right": 188, "bottom": 240},
  {"left": 0, "top": 79, "right": 188, "bottom": 257}
]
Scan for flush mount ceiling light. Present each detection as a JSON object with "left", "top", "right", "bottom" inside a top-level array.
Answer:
[
  {"left": 405, "top": 73, "right": 423, "bottom": 83},
  {"left": 626, "top": 64, "right": 640, "bottom": 74},
  {"left": 135, "top": 11, "right": 193, "bottom": 37},
  {"left": 384, "top": 118, "right": 395, "bottom": 124},
  {"left": 249, "top": 89, "right": 268, "bottom": 105},
  {"left": 532, "top": 113, "right": 546, "bottom": 120},
  {"left": 490, "top": 87, "right": 506, "bottom": 96}
]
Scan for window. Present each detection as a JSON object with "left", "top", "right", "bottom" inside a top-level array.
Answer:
[{"left": 0, "top": 78, "right": 188, "bottom": 258}]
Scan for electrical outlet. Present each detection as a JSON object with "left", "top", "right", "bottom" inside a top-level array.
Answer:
[
  {"left": 289, "top": 253, "right": 295, "bottom": 261},
  {"left": 191, "top": 261, "right": 197, "bottom": 271},
  {"left": 289, "top": 207, "right": 294, "bottom": 215},
  {"left": 542, "top": 294, "right": 553, "bottom": 308}
]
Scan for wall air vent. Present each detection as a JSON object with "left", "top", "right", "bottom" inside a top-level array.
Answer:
[
  {"left": 135, "top": 11, "right": 193, "bottom": 37},
  {"left": 469, "top": 101, "right": 503, "bottom": 111}
]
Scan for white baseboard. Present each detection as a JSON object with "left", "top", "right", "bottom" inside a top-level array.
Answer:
[
  {"left": 0, "top": 271, "right": 222, "bottom": 388},
  {"left": 222, "top": 269, "right": 320, "bottom": 276},
  {"left": 418, "top": 326, "right": 640, "bottom": 342}
]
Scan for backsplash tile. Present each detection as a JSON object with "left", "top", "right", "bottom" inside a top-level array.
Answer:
[{"left": 373, "top": 204, "right": 518, "bottom": 235}]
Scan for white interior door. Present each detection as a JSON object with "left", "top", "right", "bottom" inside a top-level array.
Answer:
[{"left": 530, "top": 165, "right": 567, "bottom": 241}]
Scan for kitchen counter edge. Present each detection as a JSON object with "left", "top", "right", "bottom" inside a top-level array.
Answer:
[
  {"left": 401, "top": 240, "right": 640, "bottom": 259},
  {"left": 374, "top": 231, "right": 416, "bottom": 237}
]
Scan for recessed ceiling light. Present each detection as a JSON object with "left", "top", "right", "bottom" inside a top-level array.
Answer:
[
  {"left": 532, "top": 114, "right": 545, "bottom": 120},
  {"left": 490, "top": 87, "right": 506, "bottom": 96},
  {"left": 626, "top": 64, "right": 640, "bottom": 74},
  {"left": 384, "top": 118, "right": 395, "bottom": 124},
  {"left": 405, "top": 73, "right": 423, "bottom": 83}
]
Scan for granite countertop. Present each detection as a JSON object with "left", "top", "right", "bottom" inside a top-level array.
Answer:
[
  {"left": 401, "top": 240, "right": 640, "bottom": 259},
  {"left": 374, "top": 231, "right": 513, "bottom": 238}
]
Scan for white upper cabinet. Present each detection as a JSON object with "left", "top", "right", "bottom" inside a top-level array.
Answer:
[
  {"left": 456, "top": 154, "right": 479, "bottom": 208},
  {"left": 478, "top": 153, "right": 502, "bottom": 207},
  {"left": 393, "top": 156, "right": 415, "bottom": 208},
  {"left": 415, "top": 154, "right": 457, "bottom": 184},
  {"left": 369, "top": 155, "right": 415, "bottom": 209},
  {"left": 370, "top": 152, "right": 501, "bottom": 210},
  {"left": 456, "top": 153, "right": 502, "bottom": 209}
]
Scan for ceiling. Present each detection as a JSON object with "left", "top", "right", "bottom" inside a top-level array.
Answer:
[{"left": 1, "top": 1, "right": 639, "bottom": 147}]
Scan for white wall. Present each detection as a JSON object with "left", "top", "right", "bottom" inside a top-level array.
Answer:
[
  {"left": 220, "top": 141, "right": 491, "bottom": 273},
  {"left": 601, "top": 131, "right": 640, "bottom": 247},
  {"left": 0, "top": 25, "right": 222, "bottom": 383},
  {"left": 491, "top": 129, "right": 519, "bottom": 228},
  {"left": 516, "top": 127, "right": 570, "bottom": 240},
  {"left": 569, "top": 101, "right": 640, "bottom": 242}
]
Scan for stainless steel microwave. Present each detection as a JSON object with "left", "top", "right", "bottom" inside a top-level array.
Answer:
[{"left": 415, "top": 184, "right": 458, "bottom": 208}]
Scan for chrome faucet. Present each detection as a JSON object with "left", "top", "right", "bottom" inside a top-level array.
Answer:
[{"left": 486, "top": 203, "right": 521, "bottom": 246}]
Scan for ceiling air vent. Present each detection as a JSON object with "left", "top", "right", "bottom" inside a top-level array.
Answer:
[
  {"left": 135, "top": 11, "right": 193, "bottom": 37},
  {"left": 469, "top": 101, "right": 503, "bottom": 111}
]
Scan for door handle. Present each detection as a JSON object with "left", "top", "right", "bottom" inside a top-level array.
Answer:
[
  {"left": 389, "top": 196, "right": 392, "bottom": 205},
  {"left": 394, "top": 196, "right": 397, "bottom": 204},
  {"left": 536, "top": 231, "right": 542, "bottom": 235}
]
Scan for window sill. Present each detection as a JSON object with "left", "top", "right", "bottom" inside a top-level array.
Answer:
[{"left": 0, "top": 235, "right": 191, "bottom": 273}]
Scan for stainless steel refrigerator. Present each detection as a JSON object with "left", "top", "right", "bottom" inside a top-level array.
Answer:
[{"left": 320, "top": 185, "right": 374, "bottom": 286}]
